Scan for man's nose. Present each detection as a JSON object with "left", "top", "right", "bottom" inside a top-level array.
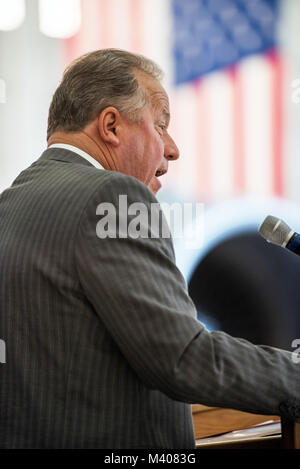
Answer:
[{"left": 164, "top": 132, "right": 180, "bottom": 161}]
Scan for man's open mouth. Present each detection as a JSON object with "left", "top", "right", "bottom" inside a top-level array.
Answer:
[{"left": 155, "top": 168, "right": 167, "bottom": 178}]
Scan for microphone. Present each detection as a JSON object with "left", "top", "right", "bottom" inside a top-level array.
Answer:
[{"left": 259, "top": 215, "right": 300, "bottom": 256}]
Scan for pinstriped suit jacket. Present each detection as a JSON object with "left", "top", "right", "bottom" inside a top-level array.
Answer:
[{"left": 0, "top": 148, "right": 299, "bottom": 449}]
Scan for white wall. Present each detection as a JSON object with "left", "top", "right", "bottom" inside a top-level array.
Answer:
[{"left": 0, "top": 0, "right": 63, "bottom": 193}]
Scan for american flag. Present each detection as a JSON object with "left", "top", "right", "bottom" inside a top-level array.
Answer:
[{"left": 63, "top": 0, "right": 285, "bottom": 203}]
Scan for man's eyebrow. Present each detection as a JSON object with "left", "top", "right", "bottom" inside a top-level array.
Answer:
[{"left": 162, "top": 109, "right": 170, "bottom": 124}]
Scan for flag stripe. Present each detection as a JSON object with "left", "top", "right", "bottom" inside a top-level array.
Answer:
[
  {"left": 268, "top": 50, "right": 284, "bottom": 196},
  {"left": 240, "top": 55, "right": 273, "bottom": 195},
  {"left": 205, "top": 70, "right": 234, "bottom": 199},
  {"left": 129, "top": 0, "right": 144, "bottom": 54},
  {"left": 172, "top": 83, "right": 199, "bottom": 200},
  {"left": 194, "top": 80, "right": 212, "bottom": 201},
  {"left": 230, "top": 65, "right": 246, "bottom": 194},
  {"left": 109, "top": 0, "right": 131, "bottom": 51}
]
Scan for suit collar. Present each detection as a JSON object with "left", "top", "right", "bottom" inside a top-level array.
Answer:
[
  {"left": 48, "top": 143, "right": 105, "bottom": 169},
  {"left": 39, "top": 147, "right": 98, "bottom": 168}
]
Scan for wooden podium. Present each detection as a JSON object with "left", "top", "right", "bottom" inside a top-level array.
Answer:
[{"left": 192, "top": 405, "right": 300, "bottom": 449}]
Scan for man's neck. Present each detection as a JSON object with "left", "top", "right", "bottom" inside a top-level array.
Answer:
[{"left": 47, "top": 130, "right": 117, "bottom": 171}]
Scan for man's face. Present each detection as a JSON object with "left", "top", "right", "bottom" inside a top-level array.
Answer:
[{"left": 118, "top": 73, "right": 179, "bottom": 195}]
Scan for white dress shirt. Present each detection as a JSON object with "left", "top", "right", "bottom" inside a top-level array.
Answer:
[{"left": 48, "top": 143, "right": 105, "bottom": 170}]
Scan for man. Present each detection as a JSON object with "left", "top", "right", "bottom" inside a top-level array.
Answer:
[{"left": 0, "top": 49, "right": 299, "bottom": 449}]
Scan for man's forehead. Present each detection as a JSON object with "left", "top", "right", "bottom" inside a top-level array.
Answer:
[{"left": 134, "top": 69, "right": 170, "bottom": 113}]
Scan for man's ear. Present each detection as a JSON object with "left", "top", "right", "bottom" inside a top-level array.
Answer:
[{"left": 97, "top": 106, "right": 121, "bottom": 146}]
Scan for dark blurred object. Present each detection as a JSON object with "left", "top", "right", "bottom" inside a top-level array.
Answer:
[{"left": 188, "top": 232, "right": 300, "bottom": 350}]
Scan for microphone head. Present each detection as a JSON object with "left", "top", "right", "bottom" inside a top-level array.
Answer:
[{"left": 258, "top": 215, "right": 294, "bottom": 247}]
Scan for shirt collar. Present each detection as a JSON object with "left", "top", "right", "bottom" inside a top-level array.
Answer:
[{"left": 48, "top": 144, "right": 105, "bottom": 170}]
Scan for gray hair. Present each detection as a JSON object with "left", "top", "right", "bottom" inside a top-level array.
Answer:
[{"left": 47, "top": 49, "right": 163, "bottom": 140}]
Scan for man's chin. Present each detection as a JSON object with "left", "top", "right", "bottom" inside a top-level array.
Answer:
[{"left": 148, "top": 176, "right": 162, "bottom": 195}]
